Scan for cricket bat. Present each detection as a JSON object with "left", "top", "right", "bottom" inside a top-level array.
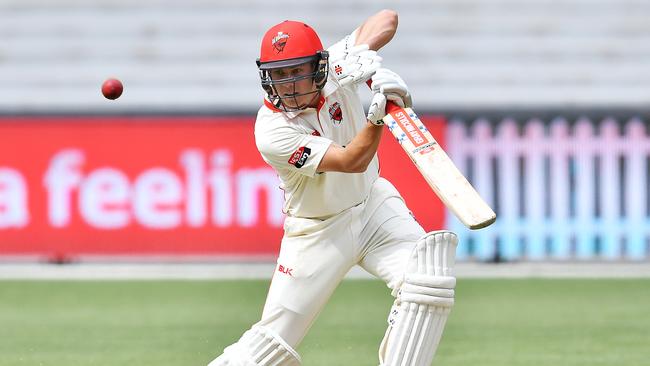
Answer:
[{"left": 381, "top": 102, "right": 496, "bottom": 229}]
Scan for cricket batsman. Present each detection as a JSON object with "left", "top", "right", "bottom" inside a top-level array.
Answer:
[{"left": 208, "top": 9, "right": 458, "bottom": 366}]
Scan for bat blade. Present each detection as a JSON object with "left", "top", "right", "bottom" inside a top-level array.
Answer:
[{"left": 382, "top": 103, "right": 496, "bottom": 229}]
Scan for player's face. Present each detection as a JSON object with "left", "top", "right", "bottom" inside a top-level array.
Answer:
[{"left": 270, "top": 63, "right": 319, "bottom": 109}]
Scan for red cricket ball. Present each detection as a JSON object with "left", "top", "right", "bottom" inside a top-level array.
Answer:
[{"left": 101, "top": 78, "right": 123, "bottom": 100}]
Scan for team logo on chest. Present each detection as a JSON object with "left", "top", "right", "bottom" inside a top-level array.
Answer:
[
  {"left": 272, "top": 32, "right": 289, "bottom": 53},
  {"left": 328, "top": 102, "right": 343, "bottom": 124}
]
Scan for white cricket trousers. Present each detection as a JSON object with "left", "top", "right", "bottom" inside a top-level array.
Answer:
[{"left": 256, "top": 177, "right": 426, "bottom": 348}]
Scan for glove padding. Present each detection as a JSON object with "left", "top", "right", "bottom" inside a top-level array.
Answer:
[
  {"left": 366, "top": 92, "right": 387, "bottom": 126},
  {"left": 370, "top": 68, "right": 412, "bottom": 108},
  {"left": 330, "top": 44, "right": 382, "bottom": 87}
]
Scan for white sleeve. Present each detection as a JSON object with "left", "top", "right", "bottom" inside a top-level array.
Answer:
[{"left": 255, "top": 124, "right": 333, "bottom": 178}]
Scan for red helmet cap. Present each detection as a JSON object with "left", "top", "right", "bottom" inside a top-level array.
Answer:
[{"left": 258, "top": 20, "right": 324, "bottom": 69}]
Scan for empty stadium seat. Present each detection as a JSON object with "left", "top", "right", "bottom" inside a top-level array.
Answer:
[{"left": 0, "top": 0, "right": 648, "bottom": 113}]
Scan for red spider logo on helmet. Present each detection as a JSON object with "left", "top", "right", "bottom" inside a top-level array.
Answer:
[{"left": 272, "top": 32, "right": 290, "bottom": 53}]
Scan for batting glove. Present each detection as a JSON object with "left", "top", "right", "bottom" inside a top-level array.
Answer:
[
  {"left": 370, "top": 68, "right": 412, "bottom": 108},
  {"left": 330, "top": 44, "right": 383, "bottom": 87},
  {"left": 367, "top": 92, "right": 387, "bottom": 125}
]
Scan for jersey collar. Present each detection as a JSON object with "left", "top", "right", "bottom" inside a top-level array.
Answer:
[
  {"left": 321, "top": 71, "right": 339, "bottom": 98},
  {"left": 263, "top": 95, "right": 327, "bottom": 119}
]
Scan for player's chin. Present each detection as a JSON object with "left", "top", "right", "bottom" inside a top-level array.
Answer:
[{"left": 281, "top": 98, "right": 309, "bottom": 110}]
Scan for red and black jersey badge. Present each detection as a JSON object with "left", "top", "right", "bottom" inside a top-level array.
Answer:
[
  {"left": 328, "top": 102, "right": 343, "bottom": 124},
  {"left": 288, "top": 146, "right": 311, "bottom": 168},
  {"left": 272, "top": 32, "right": 289, "bottom": 54}
]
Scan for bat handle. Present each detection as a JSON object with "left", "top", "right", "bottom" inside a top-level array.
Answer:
[{"left": 365, "top": 79, "right": 401, "bottom": 113}]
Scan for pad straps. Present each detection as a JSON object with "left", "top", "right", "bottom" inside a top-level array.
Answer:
[
  {"left": 399, "top": 274, "right": 456, "bottom": 307},
  {"left": 209, "top": 325, "right": 301, "bottom": 366}
]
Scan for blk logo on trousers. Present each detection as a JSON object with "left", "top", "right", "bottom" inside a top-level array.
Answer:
[{"left": 278, "top": 264, "right": 293, "bottom": 277}]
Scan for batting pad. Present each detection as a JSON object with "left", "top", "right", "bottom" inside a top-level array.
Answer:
[
  {"left": 378, "top": 230, "right": 458, "bottom": 366},
  {"left": 207, "top": 325, "right": 301, "bottom": 366}
]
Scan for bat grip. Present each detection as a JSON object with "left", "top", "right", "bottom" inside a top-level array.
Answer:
[{"left": 365, "top": 79, "right": 402, "bottom": 114}]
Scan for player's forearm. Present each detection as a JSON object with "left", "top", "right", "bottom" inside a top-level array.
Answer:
[
  {"left": 317, "top": 122, "right": 383, "bottom": 173},
  {"left": 341, "top": 122, "right": 384, "bottom": 173},
  {"left": 354, "top": 9, "right": 398, "bottom": 51}
]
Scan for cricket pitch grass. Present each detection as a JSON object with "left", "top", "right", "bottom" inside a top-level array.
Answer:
[{"left": 1, "top": 278, "right": 648, "bottom": 365}]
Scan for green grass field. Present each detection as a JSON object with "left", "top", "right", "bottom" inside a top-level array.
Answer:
[{"left": 1, "top": 279, "right": 649, "bottom": 366}]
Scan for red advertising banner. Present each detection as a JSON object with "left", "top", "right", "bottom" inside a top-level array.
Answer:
[{"left": 0, "top": 116, "right": 445, "bottom": 259}]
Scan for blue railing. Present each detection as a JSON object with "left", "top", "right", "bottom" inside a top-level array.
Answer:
[{"left": 447, "top": 116, "right": 649, "bottom": 261}]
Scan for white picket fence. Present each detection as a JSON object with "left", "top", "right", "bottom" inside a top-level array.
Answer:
[{"left": 447, "top": 115, "right": 650, "bottom": 261}]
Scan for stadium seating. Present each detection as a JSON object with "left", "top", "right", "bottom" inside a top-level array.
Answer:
[{"left": 0, "top": 0, "right": 649, "bottom": 113}]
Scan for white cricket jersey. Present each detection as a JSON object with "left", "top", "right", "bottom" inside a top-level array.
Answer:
[{"left": 254, "top": 35, "right": 379, "bottom": 219}]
